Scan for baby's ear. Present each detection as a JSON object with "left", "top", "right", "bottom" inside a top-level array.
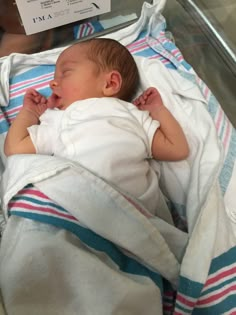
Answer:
[{"left": 103, "top": 71, "right": 122, "bottom": 97}]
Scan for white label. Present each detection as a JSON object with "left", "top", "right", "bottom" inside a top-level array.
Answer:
[{"left": 15, "top": 0, "right": 111, "bottom": 35}]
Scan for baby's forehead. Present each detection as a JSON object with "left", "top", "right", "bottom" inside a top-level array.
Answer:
[{"left": 56, "top": 44, "right": 88, "bottom": 66}]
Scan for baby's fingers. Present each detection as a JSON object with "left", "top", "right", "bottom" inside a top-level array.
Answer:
[
  {"left": 143, "top": 88, "right": 154, "bottom": 98},
  {"left": 133, "top": 99, "right": 140, "bottom": 106},
  {"left": 33, "top": 93, "right": 47, "bottom": 105},
  {"left": 39, "top": 95, "right": 47, "bottom": 104},
  {"left": 25, "top": 88, "right": 39, "bottom": 98},
  {"left": 137, "top": 95, "right": 146, "bottom": 105}
]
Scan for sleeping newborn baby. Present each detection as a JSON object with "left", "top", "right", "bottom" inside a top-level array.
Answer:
[{"left": 4, "top": 38, "right": 189, "bottom": 214}]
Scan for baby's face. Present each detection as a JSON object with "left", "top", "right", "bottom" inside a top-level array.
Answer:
[{"left": 49, "top": 44, "right": 106, "bottom": 110}]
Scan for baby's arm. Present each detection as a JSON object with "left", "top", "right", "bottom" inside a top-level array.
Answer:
[
  {"left": 4, "top": 89, "right": 48, "bottom": 156},
  {"left": 133, "top": 87, "right": 189, "bottom": 161}
]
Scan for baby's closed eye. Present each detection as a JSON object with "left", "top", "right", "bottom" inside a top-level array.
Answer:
[{"left": 62, "top": 69, "right": 73, "bottom": 75}]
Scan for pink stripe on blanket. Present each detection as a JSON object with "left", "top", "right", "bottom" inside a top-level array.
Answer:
[
  {"left": 10, "top": 72, "right": 53, "bottom": 91},
  {"left": 127, "top": 38, "right": 146, "bottom": 48},
  {"left": 223, "top": 118, "right": 232, "bottom": 150},
  {"left": 197, "top": 284, "right": 236, "bottom": 306},
  {"left": 4, "top": 106, "right": 22, "bottom": 117},
  {"left": 87, "top": 23, "right": 94, "bottom": 36},
  {"left": 203, "top": 86, "right": 210, "bottom": 100},
  {"left": 127, "top": 38, "right": 147, "bottom": 51},
  {"left": 176, "top": 293, "right": 196, "bottom": 308},
  {"left": 10, "top": 81, "right": 51, "bottom": 98},
  {"left": 203, "top": 265, "right": 236, "bottom": 290},
  {"left": 170, "top": 48, "right": 184, "bottom": 62},
  {"left": 215, "top": 109, "right": 223, "bottom": 132},
  {"left": 80, "top": 24, "right": 86, "bottom": 38},
  {"left": 128, "top": 44, "right": 150, "bottom": 54},
  {"left": 9, "top": 201, "right": 76, "bottom": 220},
  {"left": 21, "top": 187, "right": 52, "bottom": 198}
]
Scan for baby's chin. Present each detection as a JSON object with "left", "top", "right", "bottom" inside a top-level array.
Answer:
[
  {"left": 59, "top": 104, "right": 68, "bottom": 110},
  {"left": 55, "top": 97, "right": 71, "bottom": 110},
  {"left": 54, "top": 96, "right": 64, "bottom": 109}
]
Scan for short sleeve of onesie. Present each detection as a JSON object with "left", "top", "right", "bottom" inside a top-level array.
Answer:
[
  {"left": 128, "top": 104, "right": 160, "bottom": 157},
  {"left": 27, "top": 109, "right": 62, "bottom": 155}
]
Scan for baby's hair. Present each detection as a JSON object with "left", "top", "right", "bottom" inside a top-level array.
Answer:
[{"left": 79, "top": 38, "right": 140, "bottom": 102}]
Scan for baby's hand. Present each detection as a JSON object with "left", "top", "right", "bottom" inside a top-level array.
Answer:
[
  {"left": 133, "top": 87, "right": 164, "bottom": 116},
  {"left": 23, "top": 89, "right": 48, "bottom": 118}
]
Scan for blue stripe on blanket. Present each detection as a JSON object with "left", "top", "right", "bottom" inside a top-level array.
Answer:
[
  {"left": 0, "top": 119, "right": 9, "bottom": 134},
  {"left": 209, "top": 247, "right": 236, "bottom": 274},
  {"left": 10, "top": 209, "right": 163, "bottom": 291},
  {"left": 10, "top": 65, "right": 55, "bottom": 84},
  {"left": 205, "top": 94, "right": 218, "bottom": 119},
  {"left": 177, "top": 276, "right": 203, "bottom": 300},
  {"left": 219, "top": 128, "right": 236, "bottom": 195},
  {"left": 174, "top": 276, "right": 203, "bottom": 314}
]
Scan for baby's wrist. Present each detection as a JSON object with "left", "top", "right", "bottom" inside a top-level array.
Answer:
[
  {"left": 20, "top": 107, "right": 40, "bottom": 123},
  {"left": 149, "top": 104, "right": 166, "bottom": 119}
]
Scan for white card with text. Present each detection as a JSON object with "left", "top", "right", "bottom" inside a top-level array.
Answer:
[{"left": 15, "top": 0, "right": 111, "bottom": 35}]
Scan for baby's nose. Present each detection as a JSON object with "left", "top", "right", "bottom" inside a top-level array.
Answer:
[{"left": 49, "top": 79, "right": 58, "bottom": 90}]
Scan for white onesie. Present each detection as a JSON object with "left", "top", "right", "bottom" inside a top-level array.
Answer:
[{"left": 28, "top": 97, "right": 161, "bottom": 213}]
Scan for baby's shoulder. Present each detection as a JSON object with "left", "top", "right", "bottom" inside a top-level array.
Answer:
[{"left": 107, "top": 97, "right": 138, "bottom": 112}]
